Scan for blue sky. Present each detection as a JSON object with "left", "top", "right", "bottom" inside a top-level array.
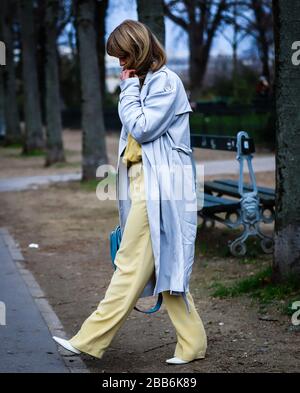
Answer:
[{"left": 105, "top": 0, "right": 252, "bottom": 66}]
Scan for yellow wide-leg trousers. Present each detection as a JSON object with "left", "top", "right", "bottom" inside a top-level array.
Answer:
[{"left": 69, "top": 161, "right": 207, "bottom": 361}]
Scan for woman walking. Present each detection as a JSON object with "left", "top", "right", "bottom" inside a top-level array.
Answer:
[{"left": 53, "top": 19, "right": 207, "bottom": 365}]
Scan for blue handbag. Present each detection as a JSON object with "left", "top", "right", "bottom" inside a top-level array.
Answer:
[{"left": 109, "top": 225, "right": 163, "bottom": 314}]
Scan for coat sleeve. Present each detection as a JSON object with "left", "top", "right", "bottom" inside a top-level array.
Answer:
[{"left": 118, "top": 71, "right": 177, "bottom": 144}]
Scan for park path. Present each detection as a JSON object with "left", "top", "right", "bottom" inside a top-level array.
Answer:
[
  {"left": 0, "top": 173, "right": 81, "bottom": 192},
  {"left": 199, "top": 155, "right": 274, "bottom": 176},
  {"left": 0, "top": 156, "right": 275, "bottom": 192},
  {"left": 0, "top": 228, "right": 88, "bottom": 373}
]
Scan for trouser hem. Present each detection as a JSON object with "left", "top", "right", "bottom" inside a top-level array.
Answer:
[
  {"left": 174, "top": 352, "right": 206, "bottom": 362},
  {"left": 69, "top": 340, "right": 104, "bottom": 360}
]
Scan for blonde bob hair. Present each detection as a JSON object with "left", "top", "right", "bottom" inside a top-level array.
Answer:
[{"left": 106, "top": 19, "right": 167, "bottom": 83}]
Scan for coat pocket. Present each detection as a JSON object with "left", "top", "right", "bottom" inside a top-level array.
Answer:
[{"left": 182, "top": 218, "right": 197, "bottom": 244}]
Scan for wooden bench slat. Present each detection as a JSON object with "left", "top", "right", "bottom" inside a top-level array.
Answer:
[
  {"left": 216, "top": 179, "right": 275, "bottom": 196},
  {"left": 201, "top": 193, "right": 240, "bottom": 213},
  {"left": 205, "top": 181, "right": 241, "bottom": 196},
  {"left": 205, "top": 180, "right": 274, "bottom": 198},
  {"left": 204, "top": 179, "right": 275, "bottom": 207}
]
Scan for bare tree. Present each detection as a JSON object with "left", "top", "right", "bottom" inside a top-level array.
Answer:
[
  {"left": 0, "top": 0, "right": 22, "bottom": 145},
  {"left": 137, "top": 0, "right": 165, "bottom": 46},
  {"left": 220, "top": 0, "right": 249, "bottom": 98},
  {"left": 251, "top": 0, "right": 273, "bottom": 81},
  {"left": 272, "top": 0, "right": 300, "bottom": 282},
  {"left": 44, "top": 0, "right": 66, "bottom": 166},
  {"left": 164, "top": 0, "right": 229, "bottom": 99},
  {"left": 18, "top": 0, "right": 44, "bottom": 153},
  {"left": 237, "top": 0, "right": 273, "bottom": 82},
  {"left": 74, "top": 0, "right": 108, "bottom": 181}
]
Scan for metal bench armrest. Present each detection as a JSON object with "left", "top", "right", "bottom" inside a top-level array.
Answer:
[{"left": 236, "top": 131, "right": 258, "bottom": 196}]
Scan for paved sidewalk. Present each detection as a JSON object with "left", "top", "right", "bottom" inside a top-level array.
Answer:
[
  {"left": 0, "top": 228, "right": 86, "bottom": 373},
  {"left": 197, "top": 155, "right": 275, "bottom": 176},
  {"left": 0, "top": 156, "right": 275, "bottom": 192},
  {"left": 0, "top": 173, "right": 81, "bottom": 192}
]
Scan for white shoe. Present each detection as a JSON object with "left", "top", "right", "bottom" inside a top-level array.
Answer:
[
  {"left": 166, "top": 356, "right": 190, "bottom": 364},
  {"left": 52, "top": 336, "right": 81, "bottom": 355}
]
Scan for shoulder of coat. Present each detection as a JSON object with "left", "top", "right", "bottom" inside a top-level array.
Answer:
[{"left": 147, "top": 65, "right": 180, "bottom": 92}]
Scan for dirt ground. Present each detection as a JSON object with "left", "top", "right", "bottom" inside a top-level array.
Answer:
[{"left": 0, "top": 131, "right": 299, "bottom": 373}]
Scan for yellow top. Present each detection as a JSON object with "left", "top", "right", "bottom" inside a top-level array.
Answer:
[{"left": 122, "top": 133, "right": 142, "bottom": 167}]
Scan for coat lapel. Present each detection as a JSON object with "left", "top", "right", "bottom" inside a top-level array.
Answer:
[
  {"left": 140, "top": 70, "right": 152, "bottom": 101},
  {"left": 140, "top": 64, "right": 167, "bottom": 101}
]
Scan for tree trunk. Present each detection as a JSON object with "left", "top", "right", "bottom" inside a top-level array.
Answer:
[
  {"left": 260, "top": 37, "right": 270, "bottom": 81},
  {"left": 252, "top": 0, "right": 271, "bottom": 82},
  {"left": 0, "top": 68, "right": 5, "bottom": 140},
  {"left": 1, "top": 0, "right": 22, "bottom": 145},
  {"left": 95, "top": 0, "right": 108, "bottom": 98},
  {"left": 189, "top": 37, "right": 209, "bottom": 100},
  {"left": 18, "top": 0, "right": 44, "bottom": 153},
  {"left": 44, "top": 0, "right": 65, "bottom": 166},
  {"left": 75, "top": 0, "right": 108, "bottom": 181},
  {"left": 232, "top": 2, "right": 239, "bottom": 101},
  {"left": 137, "top": 0, "right": 165, "bottom": 46},
  {"left": 36, "top": 0, "right": 47, "bottom": 126},
  {"left": 272, "top": 0, "right": 300, "bottom": 282}
]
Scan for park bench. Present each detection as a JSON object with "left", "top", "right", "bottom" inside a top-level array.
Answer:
[{"left": 190, "top": 131, "right": 275, "bottom": 256}]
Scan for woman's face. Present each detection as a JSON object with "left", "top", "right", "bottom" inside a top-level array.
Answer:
[{"left": 119, "top": 57, "right": 127, "bottom": 68}]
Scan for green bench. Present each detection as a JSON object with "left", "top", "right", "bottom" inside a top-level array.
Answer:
[
  {"left": 190, "top": 131, "right": 275, "bottom": 256},
  {"left": 204, "top": 179, "right": 275, "bottom": 210}
]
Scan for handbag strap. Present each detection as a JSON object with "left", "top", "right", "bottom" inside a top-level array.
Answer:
[{"left": 133, "top": 292, "right": 163, "bottom": 314}]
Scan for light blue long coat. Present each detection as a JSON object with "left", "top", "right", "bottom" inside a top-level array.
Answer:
[{"left": 116, "top": 64, "right": 197, "bottom": 313}]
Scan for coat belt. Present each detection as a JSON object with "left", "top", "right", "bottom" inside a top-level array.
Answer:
[{"left": 171, "top": 145, "right": 193, "bottom": 155}]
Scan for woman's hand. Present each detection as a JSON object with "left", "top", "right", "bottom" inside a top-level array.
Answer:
[{"left": 120, "top": 69, "right": 138, "bottom": 80}]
